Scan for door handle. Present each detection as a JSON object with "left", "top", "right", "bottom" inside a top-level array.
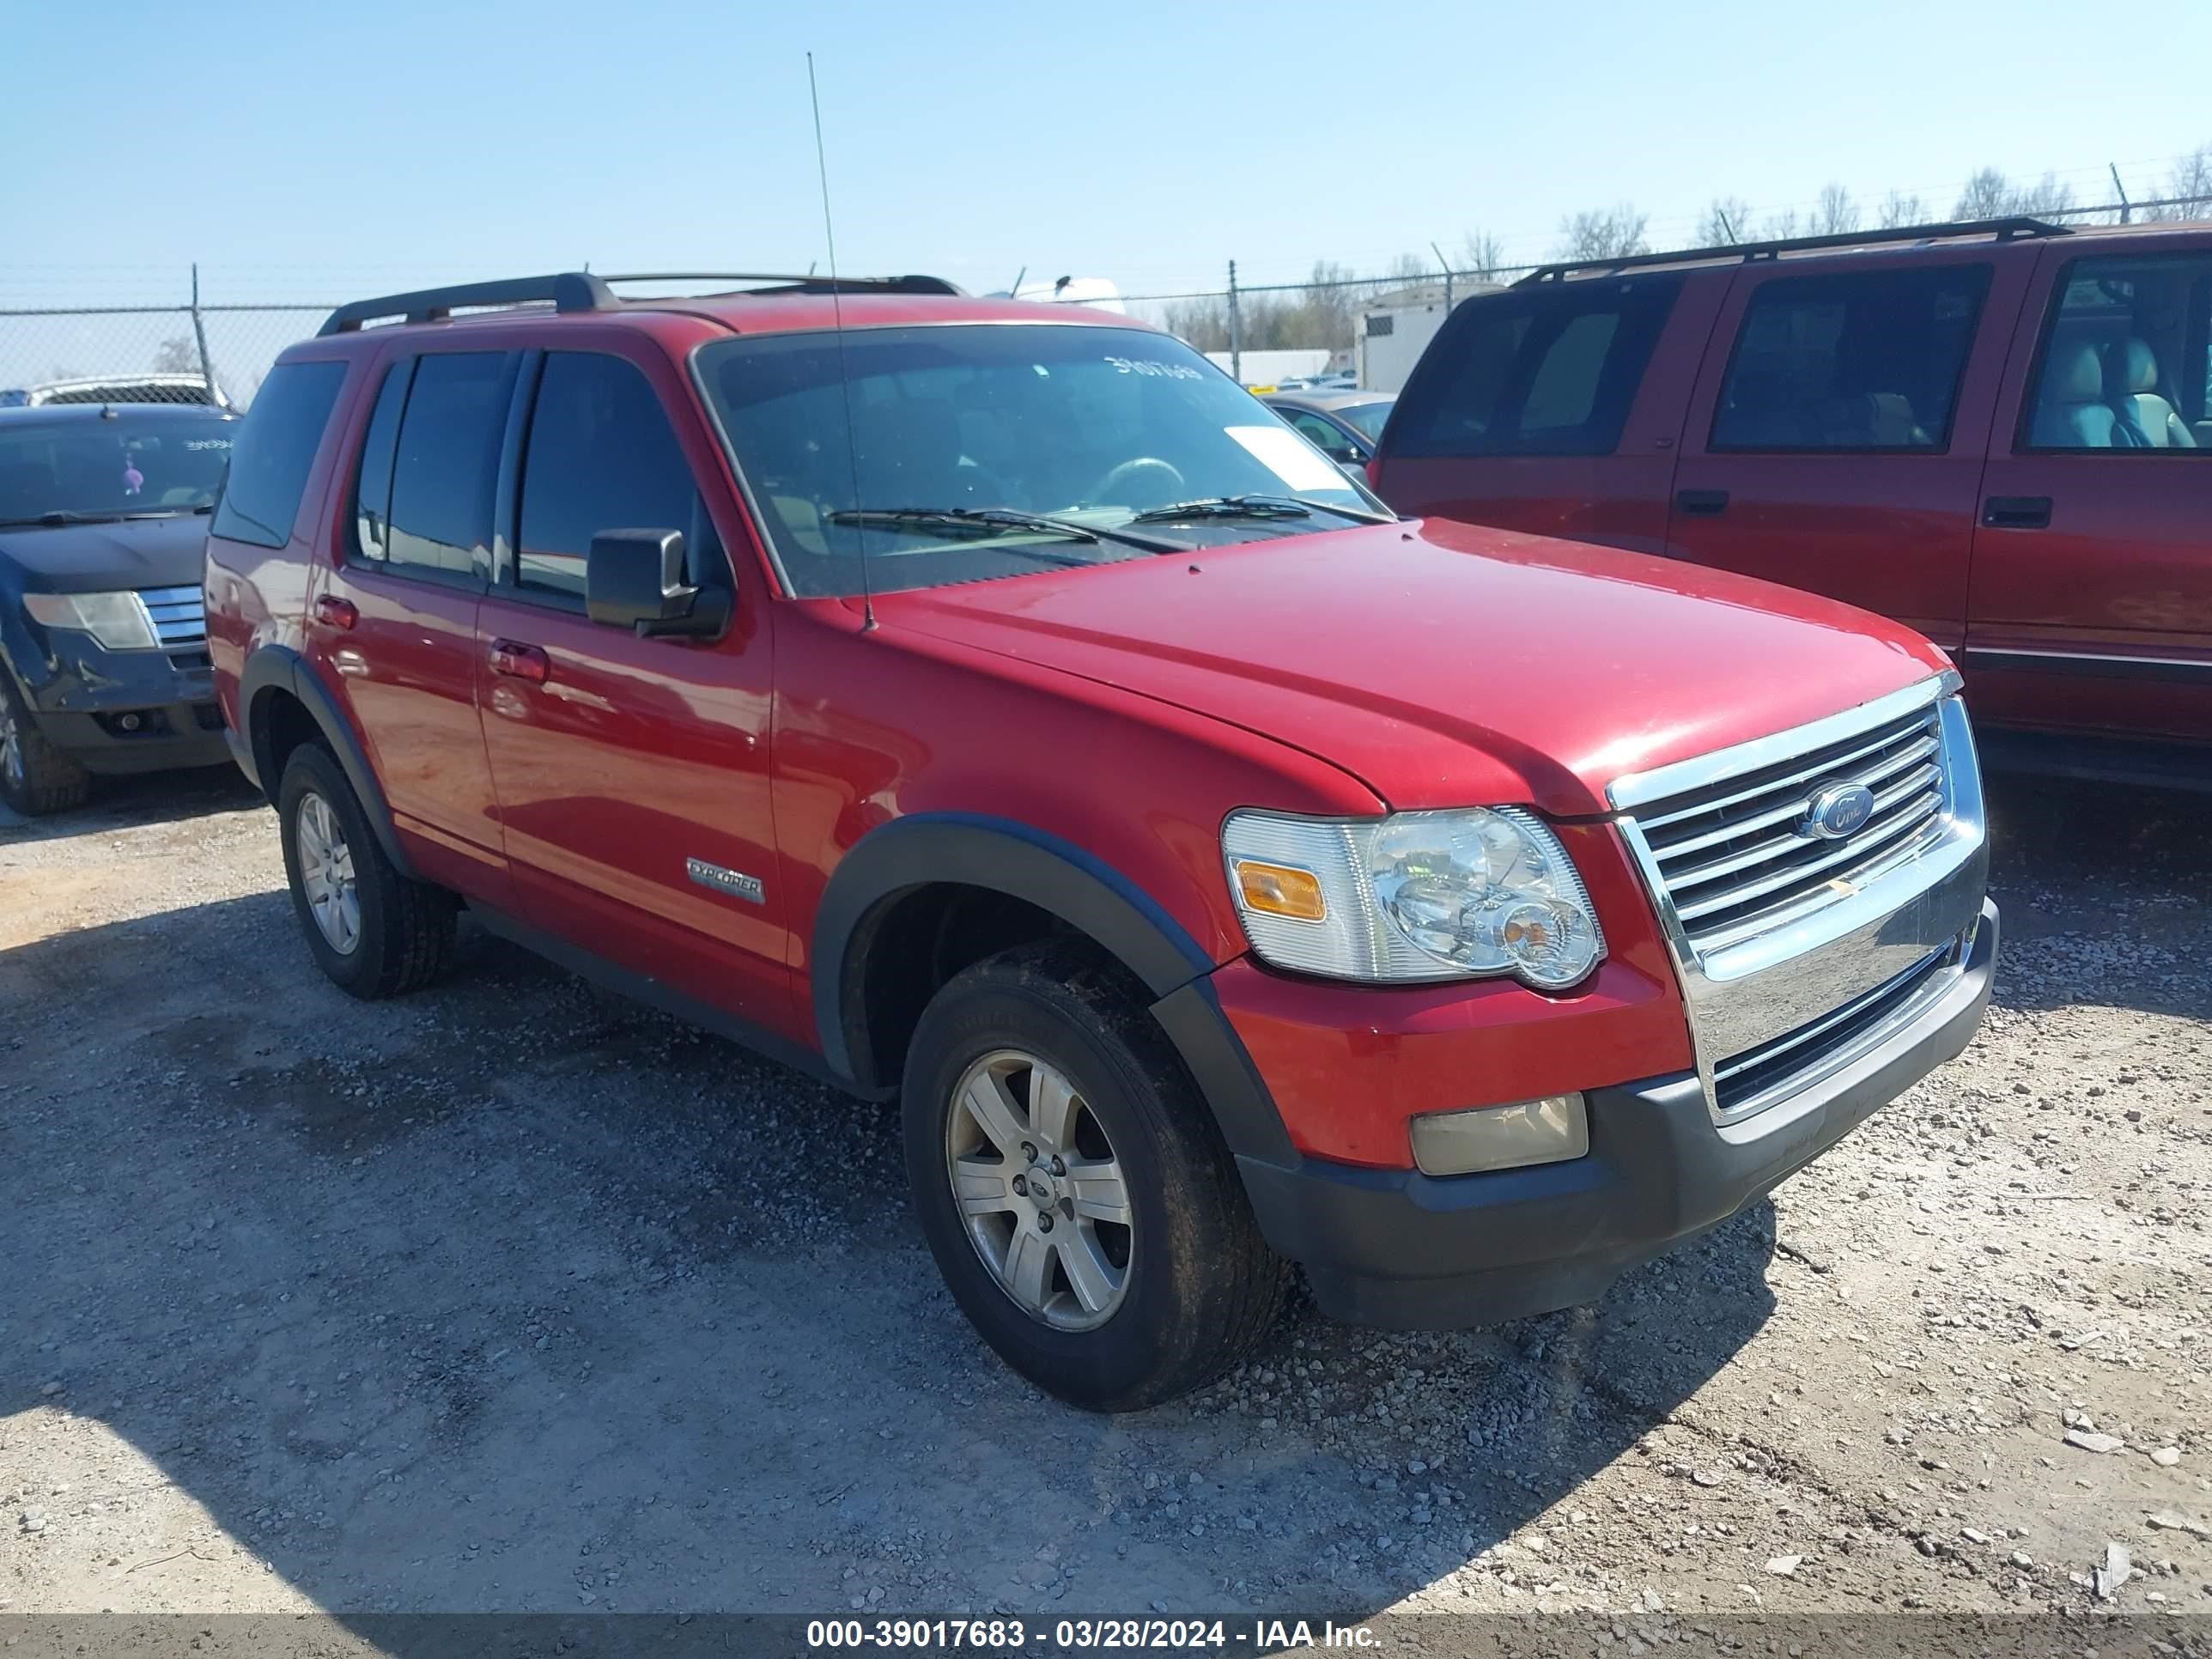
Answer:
[
  {"left": 1982, "top": 495, "right": 2052, "bottom": 530},
  {"left": 489, "top": 639, "right": 551, "bottom": 684},
  {"left": 1674, "top": 489, "right": 1729, "bottom": 516}
]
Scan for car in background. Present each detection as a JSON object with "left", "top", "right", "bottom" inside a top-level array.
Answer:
[
  {"left": 1264, "top": 388, "right": 1395, "bottom": 470},
  {"left": 0, "top": 403, "right": 237, "bottom": 814},
  {"left": 0, "top": 373, "right": 231, "bottom": 410},
  {"left": 1370, "top": 216, "right": 2212, "bottom": 791}
]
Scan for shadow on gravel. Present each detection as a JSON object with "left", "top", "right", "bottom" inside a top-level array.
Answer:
[
  {"left": 1984, "top": 773, "right": 2212, "bottom": 1017},
  {"left": 1, "top": 889, "right": 1778, "bottom": 1634},
  {"left": 0, "top": 764, "right": 259, "bottom": 841}
]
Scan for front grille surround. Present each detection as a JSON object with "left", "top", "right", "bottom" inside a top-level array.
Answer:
[{"left": 1610, "top": 673, "right": 1985, "bottom": 1125}]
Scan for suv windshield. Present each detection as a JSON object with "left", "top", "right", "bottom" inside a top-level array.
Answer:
[
  {"left": 0, "top": 414, "right": 235, "bottom": 524},
  {"left": 696, "top": 325, "right": 1388, "bottom": 597}
]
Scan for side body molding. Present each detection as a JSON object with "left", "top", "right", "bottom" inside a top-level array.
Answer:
[
  {"left": 237, "top": 645, "right": 416, "bottom": 880},
  {"left": 811, "top": 812, "right": 1296, "bottom": 1163}
]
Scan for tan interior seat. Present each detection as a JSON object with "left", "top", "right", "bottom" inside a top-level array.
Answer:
[
  {"left": 2104, "top": 338, "right": 2200, "bottom": 447},
  {"left": 2032, "top": 341, "right": 2123, "bottom": 447}
]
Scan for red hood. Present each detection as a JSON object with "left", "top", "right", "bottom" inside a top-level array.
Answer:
[{"left": 872, "top": 519, "right": 1952, "bottom": 817}]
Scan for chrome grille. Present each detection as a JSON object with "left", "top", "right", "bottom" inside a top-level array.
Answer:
[
  {"left": 1711, "top": 941, "right": 1954, "bottom": 1117},
  {"left": 139, "top": 585, "right": 206, "bottom": 651},
  {"left": 1626, "top": 701, "right": 1945, "bottom": 957}
]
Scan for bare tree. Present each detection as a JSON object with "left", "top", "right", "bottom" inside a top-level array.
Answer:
[
  {"left": 152, "top": 337, "right": 198, "bottom": 374},
  {"left": 1954, "top": 167, "right": 2075, "bottom": 221},
  {"left": 1458, "top": 231, "right": 1508, "bottom": 281},
  {"left": 1814, "top": 183, "right": 1861, "bottom": 234},
  {"left": 1875, "top": 190, "right": 1928, "bottom": 228},
  {"left": 1698, "top": 197, "right": 1753, "bottom": 246},
  {"left": 2145, "top": 145, "right": 2212, "bottom": 220},
  {"left": 1759, "top": 208, "right": 1802, "bottom": 241},
  {"left": 1555, "top": 204, "right": 1650, "bottom": 261}
]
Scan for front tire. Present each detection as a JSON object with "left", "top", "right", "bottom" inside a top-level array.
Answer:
[
  {"left": 902, "top": 945, "right": 1289, "bottom": 1412},
  {"left": 0, "top": 673, "right": 91, "bottom": 817},
  {"left": 277, "top": 744, "right": 455, "bottom": 998}
]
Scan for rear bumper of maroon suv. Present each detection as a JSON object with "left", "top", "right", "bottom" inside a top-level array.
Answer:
[{"left": 1231, "top": 899, "right": 1996, "bottom": 1328}]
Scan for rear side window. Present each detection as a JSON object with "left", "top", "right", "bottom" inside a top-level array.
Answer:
[
  {"left": 350, "top": 360, "right": 413, "bottom": 563},
  {"left": 1711, "top": 266, "right": 1990, "bottom": 453},
  {"left": 516, "top": 353, "right": 700, "bottom": 599},
  {"left": 384, "top": 352, "right": 514, "bottom": 583},
  {"left": 210, "top": 360, "right": 346, "bottom": 548},
  {"left": 1387, "top": 278, "right": 1679, "bottom": 459}
]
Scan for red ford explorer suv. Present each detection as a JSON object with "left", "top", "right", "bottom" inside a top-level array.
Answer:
[
  {"left": 204, "top": 272, "right": 1996, "bottom": 1410},
  {"left": 1370, "top": 216, "right": 2210, "bottom": 792}
]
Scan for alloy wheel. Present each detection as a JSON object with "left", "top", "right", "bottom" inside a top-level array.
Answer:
[
  {"left": 945, "top": 1049, "right": 1133, "bottom": 1331},
  {"left": 0, "top": 703, "right": 21, "bottom": 787},
  {"left": 295, "top": 791, "right": 361, "bottom": 954}
]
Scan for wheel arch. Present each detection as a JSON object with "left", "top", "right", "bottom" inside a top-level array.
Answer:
[
  {"left": 240, "top": 646, "right": 417, "bottom": 880},
  {"left": 814, "top": 813, "right": 1294, "bottom": 1163}
]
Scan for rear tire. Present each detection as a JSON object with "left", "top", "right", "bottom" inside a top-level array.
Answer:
[
  {"left": 277, "top": 744, "right": 455, "bottom": 998},
  {"left": 902, "top": 944, "right": 1290, "bottom": 1412},
  {"left": 0, "top": 673, "right": 91, "bottom": 817}
]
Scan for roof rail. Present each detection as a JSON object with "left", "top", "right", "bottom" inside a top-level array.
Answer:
[
  {"left": 317, "top": 270, "right": 963, "bottom": 336},
  {"left": 318, "top": 273, "right": 616, "bottom": 336},
  {"left": 1516, "top": 216, "right": 2071, "bottom": 286}
]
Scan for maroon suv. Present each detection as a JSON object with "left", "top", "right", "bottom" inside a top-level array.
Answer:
[
  {"left": 204, "top": 272, "right": 1995, "bottom": 1410},
  {"left": 1372, "top": 216, "right": 2211, "bottom": 792}
]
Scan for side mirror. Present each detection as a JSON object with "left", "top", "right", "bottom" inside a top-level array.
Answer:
[{"left": 586, "top": 528, "right": 730, "bottom": 640}]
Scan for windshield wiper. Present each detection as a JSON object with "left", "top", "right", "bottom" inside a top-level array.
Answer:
[
  {"left": 1130, "top": 493, "right": 1396, "bottom": 526},
  {"left": 0, "top": 510, "right": 125, "bottom": 527},
  {"left": 829, "top": 506, "right": 1188, "bottom": 556}
]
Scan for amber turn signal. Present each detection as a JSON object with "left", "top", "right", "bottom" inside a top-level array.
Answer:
[{"left": 1231, "top": 859, "right": 1328, "bottom": 921}]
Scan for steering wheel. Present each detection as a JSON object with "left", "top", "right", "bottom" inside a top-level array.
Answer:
[{"left": 1088, "top": 457, "right": 1186, "bottom": 509}]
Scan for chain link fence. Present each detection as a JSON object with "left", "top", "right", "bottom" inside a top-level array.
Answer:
[
  {"left": 8, "top": 193, "right": 2210, "bottom": 406},
  {"left": 1118, "top": 193, "right": 2212, "bottom": 386},
  {"left": 0, "top": 275, "right": 330, "bottom": 410}
]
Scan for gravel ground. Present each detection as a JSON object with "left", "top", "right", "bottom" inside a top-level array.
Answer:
[{"left": 2, "top": 767, "right": 2207, "bottom": 1633}]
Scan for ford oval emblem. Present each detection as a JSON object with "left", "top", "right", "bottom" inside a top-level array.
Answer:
[{"left": 1802, "top": 782, "right": 1876, "bottom": 841}]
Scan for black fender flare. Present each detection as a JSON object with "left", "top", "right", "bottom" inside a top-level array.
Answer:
[
  {"left": 812, "top": 812, "right": 1294, "bottom": 1163},
  {"left": 238, "top": 645, "right": 416, "bottom": 880}
]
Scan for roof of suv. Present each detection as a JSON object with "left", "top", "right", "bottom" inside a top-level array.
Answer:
[
  {"left": 1519, "top": 214, "right": 2209, "bottom": 286},
  {"left": 311, "top": 272, "right": 1145, "bottom": 346}
]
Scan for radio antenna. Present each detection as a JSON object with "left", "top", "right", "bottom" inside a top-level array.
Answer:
[{"left": 807, "top": 52, "right": 875, "bottom": 632}]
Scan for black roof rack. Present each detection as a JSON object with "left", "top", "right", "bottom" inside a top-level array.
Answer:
[
  {"left": 317, "top": 270, "right": 963, "bottom": 337},
  {"left": 1516, "top": 216, "right": 2070, "bottom": 285}
]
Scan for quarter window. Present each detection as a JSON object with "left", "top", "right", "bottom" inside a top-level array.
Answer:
[
  {"left": 1710, "top": 266, "right": 1990, "bottom": 453},
  {"left": 517, "top": 353, "right": 700, "bottom": 599},
  {"left": 210, "top": 360, "right": 346, "bottom": 549},
  {"left": 1387, "top": 278, "right": 1679, "bottom": 459},
  {"left": 384, "top": 352, "right": 514, "bottom": 583},
  {"left": 2021, "top": 253, "right": 2212, "bottom": 453}
]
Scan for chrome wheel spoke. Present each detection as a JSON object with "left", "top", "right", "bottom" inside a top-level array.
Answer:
[
  {"left": 959, "top": 1071, "right": 1030, "bottom": 1158},
  {"left": 953, "top": 1156, "right": 1016, "bottom": 1216},
  {"left": 1063, "top": 1158, "right": 1131, "bottom": 1226},
  {"left": 1028, "top": 1065, "right": 1079, "bottom": 1152},
  {"left": 1004, "top": 1223, "right": 1054, "bottom": 1311},
  {"left": 1055, "top": 1229, "right": 1121, "bottom": 1316}
]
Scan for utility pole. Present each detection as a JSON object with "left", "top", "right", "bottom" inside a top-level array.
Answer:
[{"left": 1226, "top": 260, "right": 1242, "bottom": 385}]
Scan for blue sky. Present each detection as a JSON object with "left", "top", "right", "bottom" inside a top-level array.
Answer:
[{"left": 4, "top": 0, "right": 2210, "bottom": 309}]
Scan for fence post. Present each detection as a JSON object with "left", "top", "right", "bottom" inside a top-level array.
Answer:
[
  {"left": 1227, "top": 261, "right": 1241, "bottom": 386},
  {"left": 189, "top": 264, "right": 220, "bottom": 402},
  {"left": 1430, "top": 240, "right": 1452, "bottom": 313}
]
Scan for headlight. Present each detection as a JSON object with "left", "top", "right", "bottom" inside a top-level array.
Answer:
[
  {"left": 23, "top": 590, "right": 158, "bottom": 652},
  {"left": 1222, "top": 806, "right": 1605, "bottom": 989}
]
